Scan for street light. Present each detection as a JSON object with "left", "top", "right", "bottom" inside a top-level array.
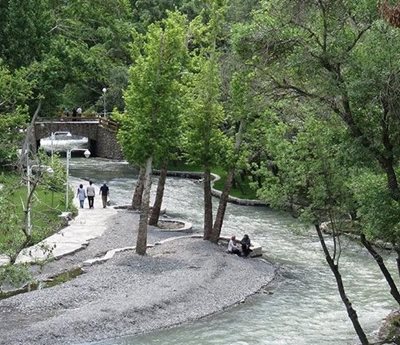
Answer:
[
  {"left": 50, "top": 132, "right": 55, "bottom": 164},
  {"left": 65, "top": 148, "right": 91, "bottom": 210},
  {"left": 102, "top": 87, "right": 107, "bottom": 117},
  {"left": 84, "top": 149, "right": 91, "bottom": 158}
]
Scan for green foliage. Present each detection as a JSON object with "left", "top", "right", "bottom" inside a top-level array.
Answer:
[
  {"left": 0, "top": 0, "right": 51, "bottom": 69},
  {"left": 256, "top": 110, "right": 353, "bottom": 224},
  {"left": 351, "top": 171, "right": 400, "bottom": 244},
  {"left": 233, "top": 0, "right": 400, "bottom": 243},
  {"left": 131, "top": 0, "right": 204, "bottom": 32},
  {"left": 0, "top": 62, "right": 33, "bottom": 165},
  {"left": 0, "top": 0, "right": 135, "bottom": 117},
  {"left": 118, "top": 11, "right": 189, "bottom": 165},
  {"left": 167, "top": 161, "right": 257, "bottom": 199},
  {"left": 0, "top": 183, "right": 22, "bottom": 258},
  {"left": 182, "top": 1, "right": 228, "bottom": 169},
  {"left": 0, "top": 166, "right": 66, "bottom": 261},
  {"left": 182, "top": 57, "right": 226, "bottom": 167},
  {"left": 0, "top": 264, "right": 31, "bottom": 288},
  {"left": 213, "top": 169, "right": 257, "bottom": 199}
]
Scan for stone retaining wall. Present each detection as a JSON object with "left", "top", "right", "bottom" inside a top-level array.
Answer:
[{"left": 96, "top": 126, "right": 123, "bottom": 159}]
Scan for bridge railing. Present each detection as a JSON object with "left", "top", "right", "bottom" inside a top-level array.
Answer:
[
  {"left": 37, "top": 116, "right": 99, "bottom": 123},
  {"left": 36, "top": 116, "right": 120, "bottom": 132},
  {"left": 99, "top": 117, "right": 119, "bottom": 132}
]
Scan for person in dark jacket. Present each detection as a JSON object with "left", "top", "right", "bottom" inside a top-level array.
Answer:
[
  {"left": 241, "top": 234, "right": 252, "bottom": 257},
  {"left": 99, "top": 183, "right": 109, "bottom": 208}
]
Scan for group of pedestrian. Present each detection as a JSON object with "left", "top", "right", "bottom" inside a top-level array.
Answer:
[
  {"left": 76, "top": 181, "right": 110, "bottom": 209},
  {"left": 227, "top": 234, "right": 252, "bottom": 257}
]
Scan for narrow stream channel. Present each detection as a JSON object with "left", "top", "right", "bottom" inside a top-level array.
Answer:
[{"left": 71, "top": 158, "right": 398, "bottom": 345}]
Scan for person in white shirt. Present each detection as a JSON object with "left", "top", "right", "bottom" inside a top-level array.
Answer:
[
  {"left": 227, "top": 235, "right": 241, "bottom": 256},
  {"left": 86, "top": 181, "right": 96, "bottom": 209}
]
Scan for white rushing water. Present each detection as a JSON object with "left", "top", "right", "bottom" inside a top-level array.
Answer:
[{"left": 70, "top": 158, "right": 398, "bottom": 345}]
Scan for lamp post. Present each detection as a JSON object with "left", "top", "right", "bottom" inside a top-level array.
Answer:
[
  {"left": 65, "top": 149, "right": 71, "bottom": 210},
  {"left": 65, "top": 148, "right": 91, "bottom": 210},
  {"left": 50, "top": 132, "right": 55, "bottom": 164},
  {"left": 102, "top": 87, "right": 107, "bottom": 117},
  {"left": 84, "top": 149, "right": 91, "bottom": 159}
]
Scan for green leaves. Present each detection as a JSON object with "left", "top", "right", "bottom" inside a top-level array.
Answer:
[
  {"left": 256, "top": 108, "right": 353, "bottom": 224},
  {"left": 118, "top": 11, "right": 189, "bottom": 165},
  {"left": 0, "top": 62, "right": 32, "bottom": 165},
  {"left": 351, "top": 171, "right": 400, "bottom": 244}
]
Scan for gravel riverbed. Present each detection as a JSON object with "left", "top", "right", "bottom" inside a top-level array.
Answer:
[{"left": 0, "top": 211, "right": 276, "bottom": 345}]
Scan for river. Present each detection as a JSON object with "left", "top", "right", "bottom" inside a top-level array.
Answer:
[{"left": 70, "top": 158, "right": 398, "bottom": 345}]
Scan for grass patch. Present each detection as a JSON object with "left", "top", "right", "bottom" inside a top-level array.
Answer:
[
  {"left": 0, "top": 171, "right": 72, "bottom": 257},
  {"left": 167, "top": 162, "right": 258, "bottom": 200}
]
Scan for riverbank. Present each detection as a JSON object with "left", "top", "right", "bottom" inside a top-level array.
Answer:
[{"left": 0, "top": 208, "right": 276, "bottom": 345}]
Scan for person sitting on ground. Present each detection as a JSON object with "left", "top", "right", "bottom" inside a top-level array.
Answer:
[
  {"left": 241, "top": 234, "right": 252, "bottom": 257},
  {"left": 227, "top": 235, "right": 241, "bottom": 256}
]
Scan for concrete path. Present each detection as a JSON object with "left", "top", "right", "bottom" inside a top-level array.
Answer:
[{"left": 15, "top": 178, "right": 117, "bottom": 264}]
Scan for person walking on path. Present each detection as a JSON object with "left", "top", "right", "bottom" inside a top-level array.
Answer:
[
  {"left": 86, "top": 181, "right": 96, "bottom": 209},
  {"left": 76, "top": 184, "right": 86, "bottom": 209},
  {"left": 99, "top": 183, "right": 109, "bottom": 208}
]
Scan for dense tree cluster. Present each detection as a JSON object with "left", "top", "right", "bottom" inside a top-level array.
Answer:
[{"left": 3, "top": 1, "right": 400, "bottom": 342}]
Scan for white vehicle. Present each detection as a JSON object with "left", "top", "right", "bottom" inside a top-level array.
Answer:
[{"left": 40, "top": 131, "right": 89, "bottom": 152}]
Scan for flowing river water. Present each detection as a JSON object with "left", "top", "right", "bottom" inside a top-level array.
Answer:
[{"left": 70, "top": 158, "right": 398, "bottom": 345}]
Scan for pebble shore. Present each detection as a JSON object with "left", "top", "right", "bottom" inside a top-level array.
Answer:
[{"left": 0, "top": 211, "right": 276, "bottom": 345}]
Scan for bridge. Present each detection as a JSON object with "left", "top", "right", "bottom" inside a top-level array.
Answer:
[{"left": 35, "top": 117, "right": 123, "bottom": 159}]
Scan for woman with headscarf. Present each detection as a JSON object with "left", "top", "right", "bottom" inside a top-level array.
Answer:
[
  {"left": 241, "top": 234, "right": 252, "bottom": 257},
  {"left": 76, "top": 184, "right": 86, "bottom": 208}
]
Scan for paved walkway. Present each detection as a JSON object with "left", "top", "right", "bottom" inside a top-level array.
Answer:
[{"left": 16, "top": 178, "right": 117, "bottom": 264}]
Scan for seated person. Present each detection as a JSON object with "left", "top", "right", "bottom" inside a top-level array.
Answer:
[
  {"left": 228, "top": 235, "right": 241, "bottom": 256},
  {"left": 241, "top": 234, "right": 252, "bottom": 257}
]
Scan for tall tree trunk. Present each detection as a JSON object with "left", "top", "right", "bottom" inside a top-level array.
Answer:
[
  {"left": 315, "top": 224, "right": 370, "bottom": 345},
  {"left": 132, "top": 166, "right": 145, "bottom": 210},
  {"left": 149, "top": 161, "right": 168, "bottom": 226},
  {"left": 360, "top": 234, "right": 400, "bottom": 305},
  {"left": 211, "top": 119, "right": 245, "bottom": 242},
  {"left": 136, "top": 157, "right": 152, "bottom": 255},
  {"left": 203, "top": 166, "right": 213, "bottom": 240},
  {"left": 210, "top": 169, "right": 234, "bottom": 243}
]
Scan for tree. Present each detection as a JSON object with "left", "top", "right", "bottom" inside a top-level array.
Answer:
[
  {"left": 210, "top": 70, "right": 253, "bottom": 242},
  {"left": 0, "top": 62, "right": 35, "bottom": 166},
  {"left": 233, "top": 1, "right": 400, "bottom": 340},
  {"left": 0, "top": 151, "right": 63, "bottom": 264},
  {"left": 118, "top": 11, "right": 189, "bottom": 254},
  {"left": 238, "top": 0, "right": 400, "bottom": 204},
  {"left": 183, "top": 0, "right": 227, "bottom": 240},
  {"left": 0, "top": 0, "right": 51, "bottom": 70},
  {"left": 233, "top": 0, "right": 400, "bottom": 268},
  {"left": 256, "top": 111, "right": 371, "bottom": 344},
  {"left": 131, "top": 0, "right": 204, "bottom": 32},
  {"left": 0, "top": 0, "right": 135, "bottom": 117}
]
